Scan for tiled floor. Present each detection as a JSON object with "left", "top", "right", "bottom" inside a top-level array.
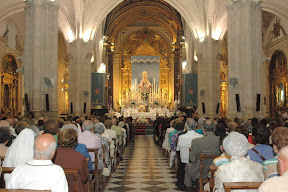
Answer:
[{"left": 105, "top": 135, "right": 180, "bottom": 192}]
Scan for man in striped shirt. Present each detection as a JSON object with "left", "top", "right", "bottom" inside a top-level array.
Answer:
[{"left": 262, "top": 127, "right": 288, "bottom": 180}]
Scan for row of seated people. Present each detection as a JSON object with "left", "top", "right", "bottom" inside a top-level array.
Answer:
[
  {"left": 157, "top": 115, "right": 288, "bottom": 192},
  {"left": 0, "top": 114, "right": 135, "bottom": 192}
]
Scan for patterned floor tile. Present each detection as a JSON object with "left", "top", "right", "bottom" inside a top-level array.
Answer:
[{"left": 104, "top": 135, "right": 181, "bottom": 192}]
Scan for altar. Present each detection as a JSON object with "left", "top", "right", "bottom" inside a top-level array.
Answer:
[
  {"left": 118, "top": 55, "right": 172, "bottom": 109},
  {"left": 131, "top": 112, "right": 156, "bottom": 121}
]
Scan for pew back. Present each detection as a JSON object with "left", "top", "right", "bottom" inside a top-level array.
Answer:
[
  {"left": 199, "top": 154, "right": 219, "bottom": 192},
  {"left": 223, "top": 182, "right": 262, "bottom": 192}
]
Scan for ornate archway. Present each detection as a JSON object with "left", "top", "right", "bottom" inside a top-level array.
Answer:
[
  {"left": 119, "top": 28, "right": 172, "bottom": 107},
  {"left": 104, "top": 0, "right": 183, "bottom": 109},
  {"left": 1, "top": 53, "right": 19, "bottom": 116},
  {"left": 269, "top": 50, "right": 287, "bottom": 116}
]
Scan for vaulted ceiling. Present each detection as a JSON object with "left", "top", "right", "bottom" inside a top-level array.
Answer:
[
  {"left": 1, "top": 0, "right": 288, "bottom": 42},
  {"left": 104, "top": 0, "right": 183, "bottom": 43}
]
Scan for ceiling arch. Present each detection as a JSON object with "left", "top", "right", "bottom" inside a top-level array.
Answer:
[
  {"left": 104, "top": 0, "right": 183, "bottom": 43},
  {"left": 2, "top": 0, "right": 288, "bottom": 43}
]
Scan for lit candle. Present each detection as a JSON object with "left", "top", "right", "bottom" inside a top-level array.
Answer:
[
  {"left": 153, "top": 78, "right": 155, "bottom": 94},
  {"left": 156, "top": 85, "right": 157, "bottom": 96}
]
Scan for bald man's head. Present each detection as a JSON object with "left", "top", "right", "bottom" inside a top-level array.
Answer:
[
  {"left": 278, "top": 146, "right": 288, "bottom": 176},
  {"left": 34, "top": 134, "right": 57, "bottom": 160}
]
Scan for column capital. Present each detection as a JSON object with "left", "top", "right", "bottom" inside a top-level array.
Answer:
[{"left": 228, "top": 0, "right": 262, "bottom": 8}]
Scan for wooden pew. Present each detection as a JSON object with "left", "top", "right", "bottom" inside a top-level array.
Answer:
[
  {"left": 2, "top": 167, "right": 79, "bottom": 192},
  {"left": 60, "top": 168, "right": 79, "bottom": 192},
  {"left": 87, "top": 148, "right": 99, "bottom": 192},
  {"left": 1, "top": 167, "right": 13, "bottom": 174},
  {"left": 223, "top": 182, "right": 262, "bottom": 192},
  {"left": 199, "top": 154, "right": 219, "bottom": 192},
  {"left": 84, "top": 158, "right": 90, "bottom": 192},
  {"left": 209, "top": 166, "right": 218, "bottom": 192},
  {"left": 0, "top": 190, "right": 51, "bottom": 192}
]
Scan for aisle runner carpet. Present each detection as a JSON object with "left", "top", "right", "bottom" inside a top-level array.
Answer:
[{"left": 105, "top": 135, "right": 180, "bottom": 192}]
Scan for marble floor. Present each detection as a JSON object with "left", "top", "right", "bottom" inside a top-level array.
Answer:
[{"left": 105, "top": 135, "right": 180, "bottom": 192}]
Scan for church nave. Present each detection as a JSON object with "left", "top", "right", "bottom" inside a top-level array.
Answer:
[{"left": 105, "top": 135, "right": 179, "bottom": 192}]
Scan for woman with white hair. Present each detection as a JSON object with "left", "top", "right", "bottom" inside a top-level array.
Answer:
[
  {"left": 214, "top": 132, "right": 264, "bottom": 192},
  {"left": 94, "top": 122, "right": 111, "bottom": 171}
]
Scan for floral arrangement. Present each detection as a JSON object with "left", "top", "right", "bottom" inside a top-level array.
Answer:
[{"left": 136, "top": 116, "right": 148, "bottom": 124}]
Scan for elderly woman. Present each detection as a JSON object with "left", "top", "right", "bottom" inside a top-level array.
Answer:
[
  {"left": 162, "top": 120, "right": 175, "bottom": 150},
  {"left": 53, "top": 128, "right": 88, "bottom": 192},
  {"left": 214, "top": 132, "right": 264, "bottom": 192},
  {"left": 60, "top": 123, "right": 92, "bottom": 171},
  {"left": 248, "top": 124, "right": 274, "bottom": 163},
  {"left": 94, "top": 122, "right": 111, "bottom": 171}
]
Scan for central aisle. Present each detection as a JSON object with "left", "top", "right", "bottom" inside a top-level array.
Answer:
[{"left": 105, "top": 135, "right": 180, "bottom": 192}]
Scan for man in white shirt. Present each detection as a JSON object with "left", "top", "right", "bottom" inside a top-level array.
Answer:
[
  {"left": 7, "top": 134, "right": 68, "bottom": 192},
  {"left": 259, "top": 145, "right": 288, "bottom": 192},
  {"left": 176, "top": 118, "right": 203, "bottom": 190}
]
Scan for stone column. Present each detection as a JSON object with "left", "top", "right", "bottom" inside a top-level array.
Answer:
[
  {"left": 227, "top": 0, "right": 263, "bottom": 119},
  {"left": 197, "top": 36, "right": 221, "bottom": 118},
  {"left": 107, "top": 51, "right": 114, "bottom": 109},
  {"left": 24, "top": 0, "right": 58, "bottom": 118},
  {"left": 173, "top": 43, "right": 181, "bottom": 101},
  {"left": 67, "top": 39, "right": 93, "bottom": 116}
]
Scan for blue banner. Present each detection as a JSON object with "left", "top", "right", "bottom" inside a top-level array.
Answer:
[
  {"left": 182, "top": 73, "right": 198, "bottom": 107},
  {"left": 91, "top": 73, "right": 105, "bottom": 105}
]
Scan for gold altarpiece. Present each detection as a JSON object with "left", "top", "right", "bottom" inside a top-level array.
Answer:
[
  {"left": 269, "top": 50, "right": 288, "bottom": 115},
  {"left": 1, "top": 54, "right": 19, "bottom": 116},
  {"left": 119, "top": 29, "right": 172, "bottom": 107}
]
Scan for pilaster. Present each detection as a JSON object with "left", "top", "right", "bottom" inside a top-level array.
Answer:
[
  {"left": 197, "top": 37, "right": 221, "bottom": 118},
  {"left": 67, "top": 39, "right": 93, "bottom": 116},
  {"left": 24, "top": 0, "right": 59, "bottom": 118},
  {"left": 227, "top": 0, "right": 263, "bottom": 119}
]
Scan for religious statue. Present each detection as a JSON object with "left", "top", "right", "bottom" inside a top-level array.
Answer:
[{"left": 138, "top": 71, "right": 152, "bottom": 93}]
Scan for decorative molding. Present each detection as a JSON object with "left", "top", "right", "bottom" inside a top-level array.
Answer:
[
  {"left": 0, "top": 41, "right": 23, "bottom": 58},
  {"left": 264, "top": 34, "right": 288, "bottom": 56},
  {"left": 104, "top": 0, "right": 183, "bottom": 43},
  {"left": 262, "top": 11, "right": 275, "bottom": 33}
]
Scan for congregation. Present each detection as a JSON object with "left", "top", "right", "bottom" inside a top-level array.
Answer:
[
  {"left": 153, "top": 114, "right": 288, "bottom": 192},
  {"left": 1, "top": 112, "right": 288, "bottom": 191},
  {"left": 0, "top": 113, "right": 135, "bottom": 192}
]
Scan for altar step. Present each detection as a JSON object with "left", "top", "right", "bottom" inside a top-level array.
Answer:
[{"left": 135, "top": 120, "right": 154, "bottom": 135}]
